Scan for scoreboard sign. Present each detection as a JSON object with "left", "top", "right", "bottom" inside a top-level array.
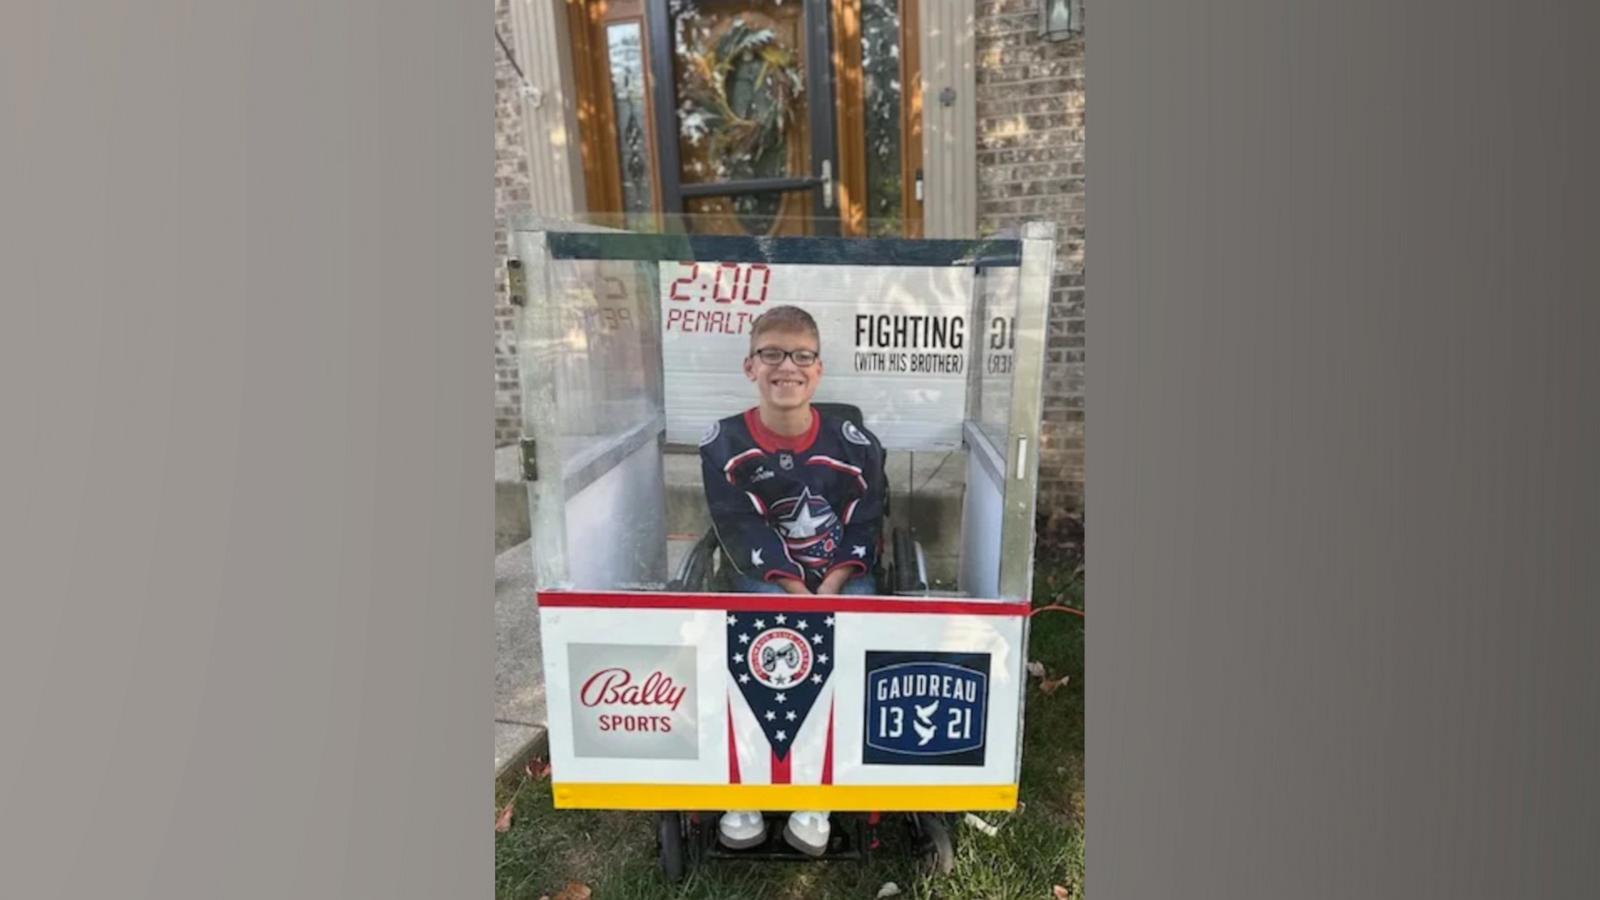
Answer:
[{"left": 659, "top": 261, "right": 976, "bottom": 450}]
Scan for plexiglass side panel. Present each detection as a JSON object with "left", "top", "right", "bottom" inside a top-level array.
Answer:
[{"left": 513, "top": 228, "right": 669, "bottom": 591}]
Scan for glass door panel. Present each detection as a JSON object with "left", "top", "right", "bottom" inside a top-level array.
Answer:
[{"left": 650, "top": 0, "right": 837, "bottom": 236}]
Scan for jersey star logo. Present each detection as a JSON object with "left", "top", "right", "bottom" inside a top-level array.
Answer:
[
  {"left": 751, "top": 548, "right": 763, "bottom": 566},
  {"left": 852, "top": 545, "right": 866, "bottom": 557},
  {"left": 778, "top": 487, "right": 833, "bottom": 539}
]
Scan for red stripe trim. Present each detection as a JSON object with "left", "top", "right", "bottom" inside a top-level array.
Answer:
[
  {"left": 770, "top": 748, "right": 791, "bottom": 784},
  {"left": 537, "top": 589, "right": 1031, "bottom": 617},
  {"left": 724, "top": 448, "right": 764, "bottom": 482},
  {"left": 842, "top": 498, "right": 860, "bottom": 524},
  {"left": 727, "top": 699, "right": 741, "bottom": 784},
  {"left": 744, "top": 491, "right": 767, "bottom": 515},
  {"left": 806, "top": 455, "right": 862, "bottom": 476},
  {"left": 821, "top": 698, "right": 835, "bottom": 785},
  {"left": 806, "top": 456, "right": 868, "bottom": 491}
]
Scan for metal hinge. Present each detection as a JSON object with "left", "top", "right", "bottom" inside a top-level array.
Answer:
[
  {"left": 520, "top": 437, "right": 539, "bottom": 481},
  {"left": 506, "top": 258, "right": 526, "bottom": 307}
]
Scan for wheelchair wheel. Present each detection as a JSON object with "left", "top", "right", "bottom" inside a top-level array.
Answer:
[
  {"left": 656, "top": 811, "right": 686, "bottom": 882},
  {"left": 912, "top": 813, "right": 955, "bottom": 875}
]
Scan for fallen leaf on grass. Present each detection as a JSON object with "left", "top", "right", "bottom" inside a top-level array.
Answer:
[
  {"left": 1053, "top": 885, "right": 1071, "bottom": 899},
  {"left": 551, "top": 882, "right": 592, "bottom": 900},
  {"left": 1026, "top": 660, "right": 1047, "bottom": 679},
  {"left": 494, "top": 800, "right": 515, "bottom": 833},
  {"left": 524, "top": 758, "right": 551, "bottom": 781},
  {"left": 876, "top": 882, "right": 902, "bottom": 898},
  {"left": 1038, "top": 674, "right": 1071, "bottom": 695}
]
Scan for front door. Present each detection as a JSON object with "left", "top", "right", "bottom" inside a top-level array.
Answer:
[
  {"left": 569, "top": 0, "right": 922, "bottom": 237},
  {"left": 650, "top": 0, "right": 836, "bottom": 236}
]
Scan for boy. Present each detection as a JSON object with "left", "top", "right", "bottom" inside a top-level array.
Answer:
[{"left": 698, "top": 305, "right": 885, "bottom": 855}]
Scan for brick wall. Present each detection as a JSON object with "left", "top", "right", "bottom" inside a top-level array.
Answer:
[
  {"left": 975, "top": 0, "right": 1086, "bottom": 519},
  {"left": 495, "top": 0, "right": 529, "bottom": 448}
]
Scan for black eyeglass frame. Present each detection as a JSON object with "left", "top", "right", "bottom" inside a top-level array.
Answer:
[{"left": 747, "top": 347, "right": 822, "bottom": 367}]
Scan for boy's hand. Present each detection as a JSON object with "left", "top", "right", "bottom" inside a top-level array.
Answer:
[{"left": 816, "top": 569, "right": 853, "bottom": 595}]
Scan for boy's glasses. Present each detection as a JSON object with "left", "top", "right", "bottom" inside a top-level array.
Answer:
[{"left": 750, "top": 347, "right": 820, "bottom": 367}]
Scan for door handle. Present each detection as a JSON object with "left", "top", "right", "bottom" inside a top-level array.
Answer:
[{"left": 820, "top": 159, "right": 834, "bottom": 210}]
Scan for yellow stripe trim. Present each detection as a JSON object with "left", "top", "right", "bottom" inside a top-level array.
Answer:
[{"left": 551, "top": 783, "right": 1019, "bottom": 811}]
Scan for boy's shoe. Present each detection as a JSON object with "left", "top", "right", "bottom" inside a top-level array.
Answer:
[
  {"left": 717, "top": 810, "right": 767, "bottom": 849},
  {"left": 782, "top": 810, "right": 831, "bottom": 856}
]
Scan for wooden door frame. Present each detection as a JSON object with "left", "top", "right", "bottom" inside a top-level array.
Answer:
[
  {"left": 829, "top": 0, "right": 924, "bottom": 237},
  {"left": 566, "top": 0, "right": 664, "bottom": 228}
]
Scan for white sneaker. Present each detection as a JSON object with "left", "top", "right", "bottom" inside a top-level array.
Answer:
[
  {"left": 782, "top": 810, "right": 831, "bottom": 856},
  {"left": 717, "top": 810, "right": 767, "bottom": 849}
]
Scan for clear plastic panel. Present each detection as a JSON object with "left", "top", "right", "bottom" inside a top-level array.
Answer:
[{"left": 512, "top": 220, "right": 1053, "bottom": 602}]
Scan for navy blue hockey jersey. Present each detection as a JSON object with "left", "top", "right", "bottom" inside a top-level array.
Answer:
[{"left": 699, "top": 407, "right": 885, "bottom": 590}]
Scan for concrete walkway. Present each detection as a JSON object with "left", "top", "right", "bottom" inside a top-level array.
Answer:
[{"left": 494, "top": 537, "right": 546, "bottom": 778}]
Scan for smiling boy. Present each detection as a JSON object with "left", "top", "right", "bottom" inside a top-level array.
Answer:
[
  {"left": 699, "top": 305, "right": 884, "bottom": 598},
  {"left": 698, "top": 304, "right": 885, "bottom": 856}
]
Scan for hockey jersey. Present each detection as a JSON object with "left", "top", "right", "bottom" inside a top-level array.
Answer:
[{"left": 699, "top": 407, "right": 885, "bottom": 590}]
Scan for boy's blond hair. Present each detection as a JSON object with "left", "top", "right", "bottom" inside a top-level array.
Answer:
[{"left": 748, "top": 305, "right": 820, "bottom": 350}]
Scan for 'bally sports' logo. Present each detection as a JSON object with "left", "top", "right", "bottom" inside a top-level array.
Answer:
[
  {"left": 567, "top": 643, "right": 699, "bottom": 760},
  {"left": 863, "top": 651, "right": 990, "bottom": 766}
]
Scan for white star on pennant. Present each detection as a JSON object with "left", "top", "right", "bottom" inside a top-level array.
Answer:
[
  {"left": 754, "top": 619, "right": 766, "bottom": 629},
  {"left": 811, "top": 674, "right": 823, "bottom": 685},
  {"left": 811, "top": 633, "right": 824, "bottom": 645},
  {"left": 774, "top": 614, "right": 787, "bottom": 624},
  {"left": 785, "top": 710, "right": 796, "bottom": 722},
  {"left": 774, "top": 730, "right": 788, "bottom": 742},
  {"left": 738, "top": 633, "right": 750, "bottom": 644},
  {"left": 852, "top": 545, "right": 866, "bottom": 558},
  {"left": 732, "top": 653, "right": 743, "bottom": 664},
  {"left": 824, "top": 616, "right": 835, "bottom": 626},
  {"left": 727, "top": 614, "right": 738, "bottom": 625},
  {"left": 751, "top": 548, "right": 763, "bottom": 566},
  {"left": 775, "top": 692, "right": 787, "bottom": 704},
  {"left": 738, "top": 673, "right": 750, "bottom": 684},
  {"left": 764, "top": 710, "right": 776, "bottom": 721},
  {"left": 796, "top": 620, "right": 808, "bottom": 631},
  {"left": 819, "top": 654, "right": 829, "bottom": 664}
]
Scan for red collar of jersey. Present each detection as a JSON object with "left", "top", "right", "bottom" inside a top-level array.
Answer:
[{"left": 743, "top": 407, "right": 820, "bottom": 453}]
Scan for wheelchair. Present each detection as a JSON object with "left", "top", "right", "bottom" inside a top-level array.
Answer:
[{"left": 658, "top": 400, "right": 952, "bottom": 877}]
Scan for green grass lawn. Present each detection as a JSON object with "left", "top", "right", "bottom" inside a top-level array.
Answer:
[{"left": 495, "top": 549, "right": 1085, "bottom": 900}]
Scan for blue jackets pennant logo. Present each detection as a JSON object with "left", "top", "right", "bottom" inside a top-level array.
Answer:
[{"left": 727, "top": 610, "right": 836, "bottom": 765}]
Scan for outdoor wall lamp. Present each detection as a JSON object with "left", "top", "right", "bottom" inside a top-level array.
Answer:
[{"left": 1040, "top": 0, "right": 1085, "bottom": 41}]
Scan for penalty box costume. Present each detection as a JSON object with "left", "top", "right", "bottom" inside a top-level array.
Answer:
[{"left": 699, "top": 407, "right": 886, "bottom": 784}]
